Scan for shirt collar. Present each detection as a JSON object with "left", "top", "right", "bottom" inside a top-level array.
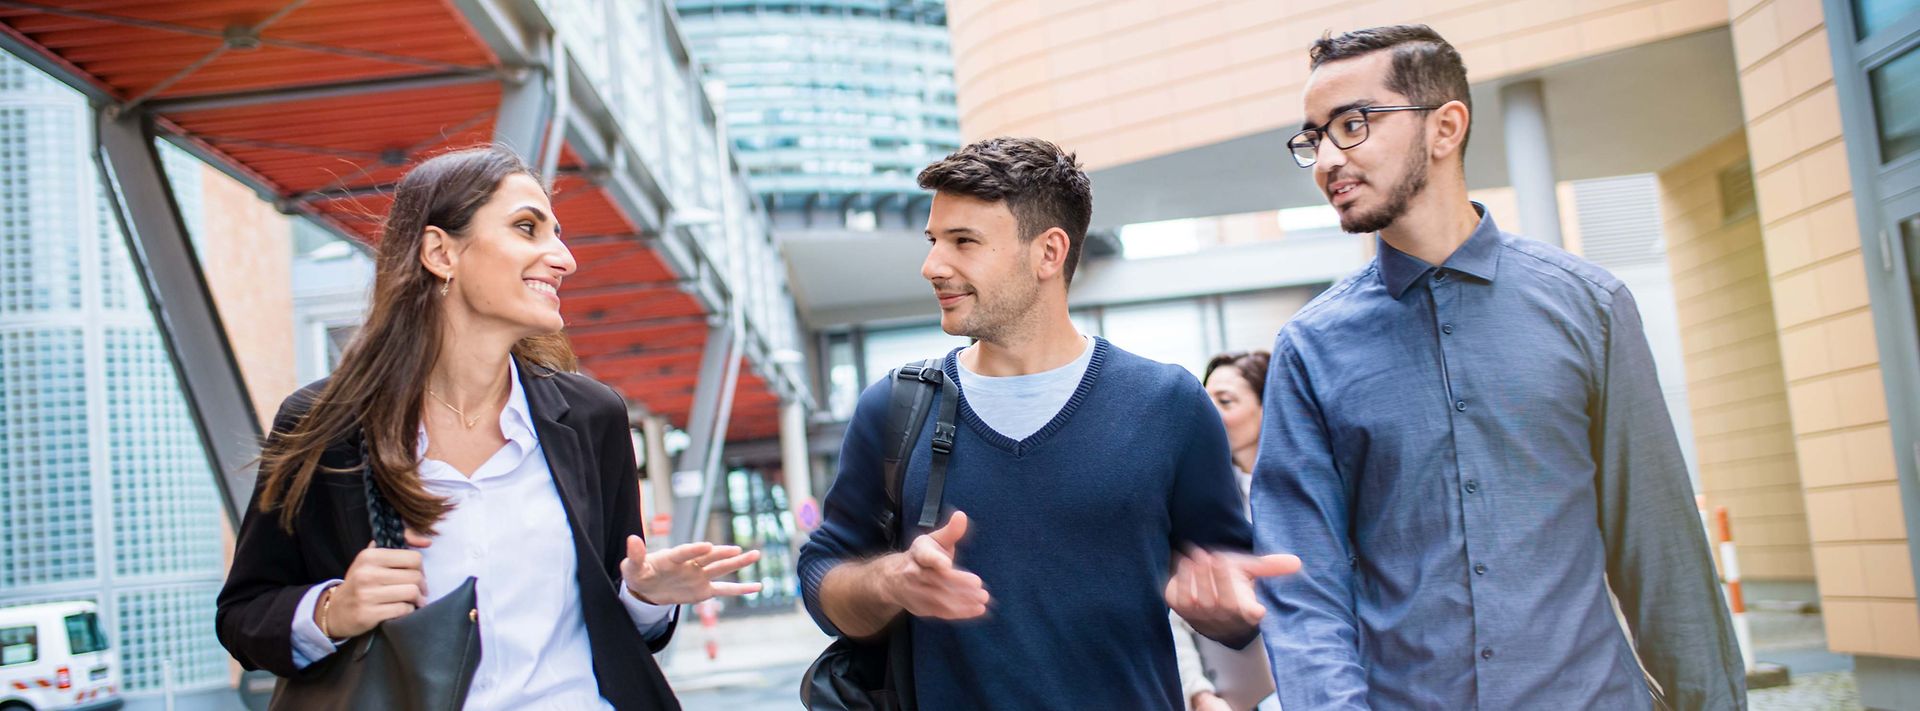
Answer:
[
  {"left": 1376, "top": 201, "right": 1503, "bottom": 299},
  {"left": 415, "top": 358, "right": 538, "bottom": 460}
]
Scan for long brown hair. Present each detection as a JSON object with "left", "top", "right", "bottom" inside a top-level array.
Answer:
[{"left": 258, "top": 146, "right": 578, "bottom": 534}]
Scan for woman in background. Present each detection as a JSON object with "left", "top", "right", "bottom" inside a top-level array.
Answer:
[{"left": 1176, "top": 350, "right": 1281, "bottom": 711}]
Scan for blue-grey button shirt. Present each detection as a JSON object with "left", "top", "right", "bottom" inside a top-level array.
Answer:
[{"left": 1252, "top": 205, "right": 1746, "bottom": 710}]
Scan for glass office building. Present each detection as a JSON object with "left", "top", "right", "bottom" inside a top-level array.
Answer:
[
  {"left": 674, "top": 0, "right": 960, "bottom": 232},
  {"left": 0, "top": 53, "right": 229, "bottom": 694}
]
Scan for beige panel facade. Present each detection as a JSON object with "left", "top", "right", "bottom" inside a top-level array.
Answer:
[
  {"left": 948, "top": 0, "right": 1730, "bottom": 168},
  {"left": 1658, "top": 131, "right": 1812, "bottom": 580},
  {"left": 1725, "top": 0, "right": 1917, "bottom": 658}
]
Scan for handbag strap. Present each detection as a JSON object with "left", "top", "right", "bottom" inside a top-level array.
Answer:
[{"left": 359, "top": 436, "right": 406, "bottom": 550}]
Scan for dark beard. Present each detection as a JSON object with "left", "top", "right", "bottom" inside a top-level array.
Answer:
[
  {"left": 1339, "top": 135, "right": 1430, "bottom": 234},
  {"left": 953, "top": 252, "right": 1042, "bottom": 343}
]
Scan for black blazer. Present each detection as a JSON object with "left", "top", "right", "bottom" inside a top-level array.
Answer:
[{"left": 215, "top": 358, "right": 681, "bottom": 710}]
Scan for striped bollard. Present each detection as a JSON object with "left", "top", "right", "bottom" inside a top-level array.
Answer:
[
  {"left": 1714, "top": 506, "right": 1754, "bottom": 671},
  {"left": 698, "top": 599, "right": 721, "bottom": 660}
]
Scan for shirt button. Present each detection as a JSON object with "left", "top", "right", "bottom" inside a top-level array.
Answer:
[
  {"left": 1481, "top": 647, "right": 1495, "bottom": 660},
  {"left": 1433, "top": 270, "right": 1447, "bottom": 282},
  {"left": 1455, "top": 400, "right": 1468, "bottom": 412},
  {"left": 1464, "top": 479, "right": 1478, "bottom": 493},
  {"left": 1474, "top": 563, "right": 1488, "bottom": 575},
  {"left": 1441, "top": 324, "right": 1454, "bottom": 335}
]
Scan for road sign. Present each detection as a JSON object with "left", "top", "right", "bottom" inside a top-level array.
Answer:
[{"left": 795, "top": 497, "right": 821, "bottom": 531}]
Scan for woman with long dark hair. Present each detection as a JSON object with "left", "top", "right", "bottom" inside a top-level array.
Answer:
[
  {"left": 1175, "top": 351, "right": 1280, "bottom": 711},
  {"left": 217, "top": 146, "right": 752, "bottom": 710}
]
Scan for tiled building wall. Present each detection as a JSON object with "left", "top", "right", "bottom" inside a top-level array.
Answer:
[
  {"left": 197, "top": 167, "right": 296, "bottom": 428},
  {"left": 947, "top": 0, "right": 1730, "bottom": 167},
  {"left": 1728, "top": 0, "right": 1919, "bottom": 657},
  {"left": 1657, "top": 131, "right": 1812, "bottom": 581}
]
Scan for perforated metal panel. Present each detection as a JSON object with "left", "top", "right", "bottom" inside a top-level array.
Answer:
[{"left": 1572, "top": 174, "right": 1666, "bottom": 269}]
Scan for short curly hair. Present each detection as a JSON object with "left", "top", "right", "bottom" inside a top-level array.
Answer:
[{"left": 917, "top": 136, "right": 1093, "bottom": 284}]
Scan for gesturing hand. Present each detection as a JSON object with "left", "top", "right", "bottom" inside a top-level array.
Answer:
[
  {"left": 1165, "top": 547, "right": 1301, "bottom": 643},
  {"left": 322, "top": 529, "right": 433, "bottom": 639},
  {"left": 621, "top": 536, "right": 764, "bottom": 605},
  {"left": 883, "top": 510, "right": 989, "bottom": 620},
  {"left": 1191, "top": 691, "right": 1233, "bottom": 711}
]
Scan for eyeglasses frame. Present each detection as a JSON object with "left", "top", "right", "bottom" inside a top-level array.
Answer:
[{"left": 1288, "top": 104, "right": 1441, "bottom": 168}]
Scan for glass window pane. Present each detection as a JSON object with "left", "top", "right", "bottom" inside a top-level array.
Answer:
[
  {"left": 862, "top": 325, "right": 968, "bottom": 381},
  {"left": 1221, "top": 288, "right": 1319, "bottom": 354},
  {"left": 1871, "top": 46, "right": 1920, "bottom": 164},
  {"left": 826, "top": 335, "right": 858, "bottom": 421},
  {"left": 1103, "top": 300, "right": 1207, "bottom": 377},
  {"left": 0, "top": 624, "right": 36, "bottom": 666},
  {"left": 1855, "top": 0, "right": 1919, "bottom": 38},
  {"left": 64, "top": 612, "right": 105, "bottom": 654}
]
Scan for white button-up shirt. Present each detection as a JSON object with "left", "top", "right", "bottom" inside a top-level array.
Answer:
[{"left": 289, "top": 360, "right": 672, "bottom": 709}]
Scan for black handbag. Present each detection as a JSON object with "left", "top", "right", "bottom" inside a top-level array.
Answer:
[
  {"left": 802, "top": 359, "right": 958, "bottom": 711},
  {"left": 269, "top": 442, "right": 484, "bottom": 711}
]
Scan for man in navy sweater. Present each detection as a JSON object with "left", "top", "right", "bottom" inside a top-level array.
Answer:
[{"left": 798, "top": 137, "right": 1301, "bottom": 709}]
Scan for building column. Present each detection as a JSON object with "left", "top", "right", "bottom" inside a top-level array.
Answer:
[
  {"left": 642, "top": 415, "right": 673, "bottom": 537},
  {"left": 779, "top": 399, "right": 814, "bottom": 550},
  {"left": 1500, "top": 79, "right": 1564, "bottom": 247}
]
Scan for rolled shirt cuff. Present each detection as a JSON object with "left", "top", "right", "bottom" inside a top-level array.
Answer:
[
  {"left": 616, "top": 581, "right": 677, "bottom": 640},
  {"left": 289, "top": 580, "right": 345, "bottom": 669}
]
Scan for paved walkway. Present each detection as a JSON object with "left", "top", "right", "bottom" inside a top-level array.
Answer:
[
  {"left": 1750, "top": 671, "right": 1861, "bottom": 710},
  {"left": 660, "top": 604, "right": 828, "bottom": 694}
]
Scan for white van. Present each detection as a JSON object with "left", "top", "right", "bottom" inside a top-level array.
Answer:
[{"left": 0, "top": 602, "right": 122, "bottom": 711}]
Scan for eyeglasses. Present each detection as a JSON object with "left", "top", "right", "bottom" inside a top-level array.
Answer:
[{"left": 1287, "top": 105, "right": 1439, "bottom": 168}]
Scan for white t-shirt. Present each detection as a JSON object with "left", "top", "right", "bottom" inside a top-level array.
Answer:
[{"left": 954, "top": 336, "right": 1095, "bottom": 441}]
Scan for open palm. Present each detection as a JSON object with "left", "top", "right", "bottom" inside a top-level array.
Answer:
[{"left": 620, "top": 536, "right": 764, "bottom": 605}]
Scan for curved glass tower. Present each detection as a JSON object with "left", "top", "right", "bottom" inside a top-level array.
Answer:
[{"left": 675, "top": 0, "right": 960, "bottom": 232}]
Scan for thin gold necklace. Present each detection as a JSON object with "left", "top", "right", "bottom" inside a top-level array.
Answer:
[{"left": 426, "top": 388, "right": 483, "bottom": 428}]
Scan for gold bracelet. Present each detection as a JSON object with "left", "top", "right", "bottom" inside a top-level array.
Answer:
[{"left": 318, "top": 584, "right": 339, "bottom": 640}]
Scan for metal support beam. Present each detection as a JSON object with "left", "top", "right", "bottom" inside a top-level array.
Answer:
[
  {"left": 94, "top": 109, "right": 261, "bottom": 523},
  {"left": 536, "top": 35, "right": 569, "bottom": 183},
  {"left": 669, "top": 321, "right": 742, "bottom": 545},
  {"left": 448, "top": 0, "right": 543, "bottom": 68},
  {"left": 494, "top": 34, "right": 554, "bottom": 168},
  {"left": 0, "top": 22, "right": 113, "bottom": 103},
  {"left": 1500, "top": 79, "right": 1565, "bottom": 247}
]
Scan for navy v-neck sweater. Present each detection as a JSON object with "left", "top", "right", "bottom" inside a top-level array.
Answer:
[{"left": 799, "top": 338, "right": 1253, "bottom": 710}]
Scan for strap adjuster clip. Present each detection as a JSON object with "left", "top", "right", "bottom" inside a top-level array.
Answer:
[{"left": 931, "top": 423, "right": 956, "bottom": 454}]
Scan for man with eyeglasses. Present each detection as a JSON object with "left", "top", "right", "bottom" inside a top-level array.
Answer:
[{"left": 1251, "top": 25, "right": 1746, "bottom": 710}]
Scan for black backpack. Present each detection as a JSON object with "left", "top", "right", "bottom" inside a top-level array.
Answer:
[{"left": 801, "top": 359, "right": 958, "bottom": 711}]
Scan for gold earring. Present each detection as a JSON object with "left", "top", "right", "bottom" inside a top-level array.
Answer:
[{"left": 440, "top": 277, "right": 451, "bottom": 297}]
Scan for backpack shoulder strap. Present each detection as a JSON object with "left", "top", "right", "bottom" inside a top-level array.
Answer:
[
  {"left": 878, "top": 358, "right": 941, "bottom": 547},
  {"left": 916, "top": 368, "right": 959, "bottom": 529}
]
